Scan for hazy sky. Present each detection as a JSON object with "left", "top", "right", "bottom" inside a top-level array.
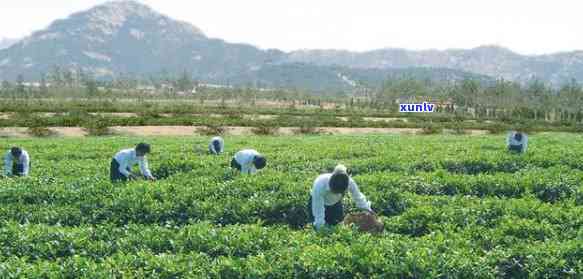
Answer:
[{"left": 0, "top": 0, "right": 581, "bottom": 54}]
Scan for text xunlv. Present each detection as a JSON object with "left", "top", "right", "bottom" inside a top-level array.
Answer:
[{"left": 399, "top": 102, "right": 435, "bottom": 113}]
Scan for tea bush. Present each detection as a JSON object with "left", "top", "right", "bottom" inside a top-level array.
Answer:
[{"left": 0, "top": 134, "right": 581, "bottom": 277}]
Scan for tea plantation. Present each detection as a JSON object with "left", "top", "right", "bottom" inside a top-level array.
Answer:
[{"left": 0, "top": 134, "right": 581, "bottom": 278}]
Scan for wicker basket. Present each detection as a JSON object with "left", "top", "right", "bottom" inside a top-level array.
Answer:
[{"left": 343, "top": 212, "right": 384, "bottom": 234}]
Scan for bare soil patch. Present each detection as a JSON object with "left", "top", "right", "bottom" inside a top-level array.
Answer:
[{"left": 52, "top": 128, "right": 87, "bottom": 137}]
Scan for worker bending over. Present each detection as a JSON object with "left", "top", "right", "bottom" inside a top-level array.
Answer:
[
  {"left": 231, "top": 149, "right": 266, "bottom": 174},
  {"left": 308, "top": 164, "right": 374, "bottom": 231},
  {"left": 111, "top": 143, "right": 156, "bottom": 182},
  {"left": 209, "top": 136, "right": 225, "bottom": 155},
  {"left": 4, "top": 147, "right": 30, "bottom": 177},
  {"left": 507, "top": 131, "right": 528, "bottom": 153}
]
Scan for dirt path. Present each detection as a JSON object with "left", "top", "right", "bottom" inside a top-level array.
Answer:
[{"left": 0, "top": 126, "right": 489, "bottom": 138}]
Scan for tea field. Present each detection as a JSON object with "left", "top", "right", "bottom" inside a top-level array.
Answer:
[{"left": 0, "top": 134, "right": 581, "bottom": 278}]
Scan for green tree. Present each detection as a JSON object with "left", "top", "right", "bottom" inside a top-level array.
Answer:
[
  {"left": 525, "top": 79, "right": 549, "bottom": 121},
  {"left": 558, "top": 79, "right": 581, "bottom": 122},
  {"left": 63, "top": 70, "right": 73, "bottom": 87},
  {"left": 16, "top": 74, "right": 25, "bottom": 96},
  {"left": 48, "top": 65, "right": 63, "bottom": 87},
  {"left": 176, "top": 70, "right": 193, "bottom": 92},
  {"left": 39, "top": 75, "right": 49, "bottom": 95},
  {"left": 85, "top": 77, "right": 99, "bottom": 98},
  {"left": 0, "top": 80, "right": 12, "bottom": 96}
]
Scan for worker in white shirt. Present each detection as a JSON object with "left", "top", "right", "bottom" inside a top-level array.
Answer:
[
  {"left": 231, "top": 149, "right": 266, "bottom": 174},
  {"left": 4, "top": 147, "right": 30, "bottom": 177},
  {"left": 209, "top": 136, "right": 225, "bottom": 155},
  {"left": 308, "top": 164, "right": 374, "bottom": 231},
  {"left": 507, "top": 130, "right": 528, "bottom": 153},
  {"left": 110, "top": 143, "right": 156, "bottom": 182}
]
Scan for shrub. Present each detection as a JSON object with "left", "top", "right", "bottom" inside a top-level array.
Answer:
[
  {"left": 452, "top": 126, "right": 469, "bottom": 135},
  {"left": 138, "top": 111, "right": 163, "bottom": 119},
  {"left": 575, "top": 190, "right": 583, "bottom": 206},
  {"left": 420, "top": 124, "right": 443, "bottom": 135},
  {"left": 376, "top": 190, "right": 410, "bottom": 216},
  {"left": 485, "top": 123, "right": 507, "bottom": 134},
  {"left": 572, "top": 124, "right": 583, "bottom": 133},
  {"left": 62, "top": 110, "right": 92, "bottom": 127},
  {"left": 346, "top": 115, "right": 365, "bottom": 127},
  {"left": 512, "top": 123, "right": 537, "bottom": 134},
  {"left": 22, "top": 114, "right": 50, "bottom": 128},
  {"left": 27, "top": 127, "right": 56, "bottom": 137},
  {"left": 152, "top": 161, "right": 196, "bottom": 180},
  {"left": 293, "top": 121, "right": 322, "bottom": 135},
  {"left": 13, "top": 111, "right": 32, "bottom": 120},
  {"left": 196, "top": 123, "right": 226, "bottom": 136},
  {"left": 532, "top": 179, "right": 578, "bottom": 203},
  {"left": 449, "top": 119, "right": 469, "bottom": 135},
  {"left": 411, "top": 161, "right": 436, "bottom": 172},
  {"left": 442, "top": 160, "right": 496, "bottom": 175},
  {"left": 83, "top": 118, "right": 112, "bottom": 136},
  {"left": 251, "top": 123, "right": 279, "bottom": 135}
]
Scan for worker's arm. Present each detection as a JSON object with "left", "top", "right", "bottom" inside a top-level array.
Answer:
[
  {"left": 506, "top": 133, "right": 512, "bottom": 146},
  {"left": 138, "top": 157, "right": 154, "bottom": 179},
  {"left": 311, "top": 190, "right": 327, "bottom": 230},
  {"left": 21, "top": 152, "right": 30, "bottom": 176},
  {"left": 4, "top": 152, "right": 12, "bottom": 176},
  {"left": 348, "top": 179, "right": 372, "bottom": 212}
]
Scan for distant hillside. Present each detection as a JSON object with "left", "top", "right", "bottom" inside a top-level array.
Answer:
[
  {"left": 0, "top": 0, "right": 580, "bottom": 91},
  {"left": 0, "top": 1, "right": 283, "bottom": 82},
  {"left": 0, "top": 38, "right": 18, "bottom": 50},
  {"left": 226, "top": 63, "right": 494, "bottom": 91},
  {"left": 285, "top": 46, "right": 583, "bottom": 86}
]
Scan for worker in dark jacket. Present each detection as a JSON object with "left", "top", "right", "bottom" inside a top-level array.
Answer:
[
  {"left": 209, "top": 136, "right": 225, "bottom": 155},
  {"left": 4, "top": 147, "right": 30, "bottom": 177},
  {"left": 231, "top": 149, "right": 266, "bottom": 174},
  {"left": 507, "top": 131, "right": 528, "bottom": 153}
]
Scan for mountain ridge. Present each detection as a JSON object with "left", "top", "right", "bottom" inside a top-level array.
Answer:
[
  {"left": 0, "top": 38, "right": 18, "bottom": 50},
  {"left": 0, "top": 0, "right": 581, "bottom": 90}
]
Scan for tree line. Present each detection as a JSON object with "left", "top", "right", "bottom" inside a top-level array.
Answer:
[{"left": 0, "top": 68, "right": 582, "bottom": 124}]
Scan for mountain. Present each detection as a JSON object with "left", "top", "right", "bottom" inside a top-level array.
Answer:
[
  {"left": 0, "top": 38, "right": 18, "bottom": 50},
  {"left": 228, "top": 63, "right": 494, "bottom": 91},
  {"left": 0, "top": 0, "right": 576, "bottom": 91},
  {"left": 285, "top": 46, "right": 583, "bottom": 86},
  {"left": 0, "top": 0, "right": 284, "bottom": 82}
]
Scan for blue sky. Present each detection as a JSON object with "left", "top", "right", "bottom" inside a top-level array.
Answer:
[{"left": 0, "top": 0, "right": 580, "bottom": 55}]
